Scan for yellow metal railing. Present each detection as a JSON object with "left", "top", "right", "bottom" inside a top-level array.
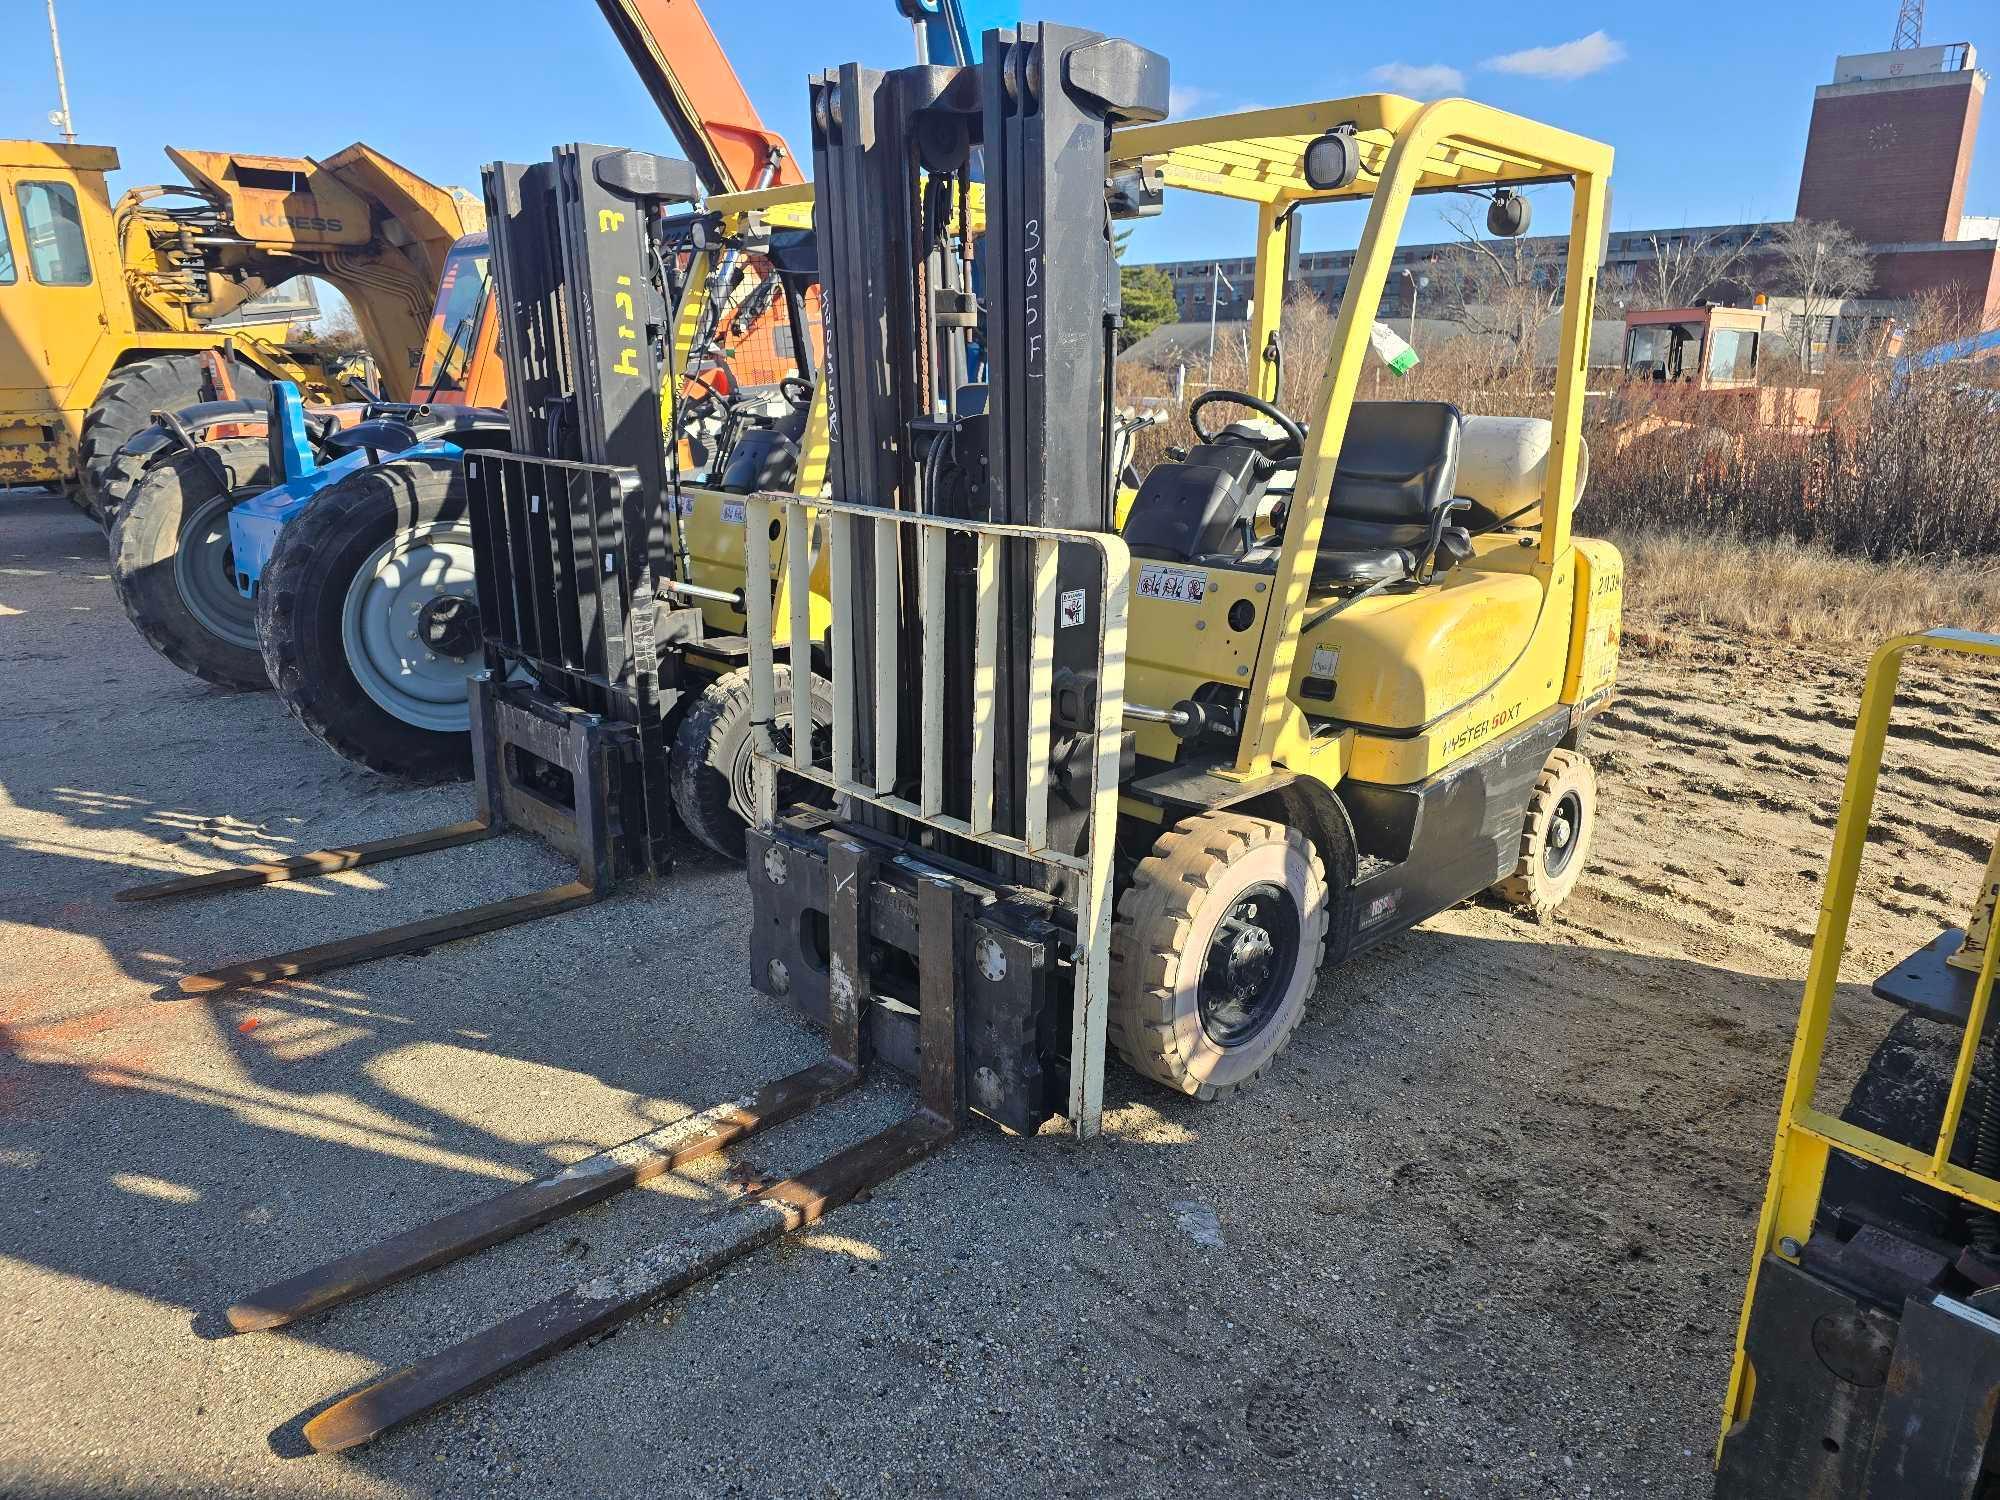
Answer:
[{"left": 1718, "top": 627, "right": 2000, "bottom": 1460}]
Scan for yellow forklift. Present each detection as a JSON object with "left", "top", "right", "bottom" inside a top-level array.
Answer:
[
  {"left": 1716, "top": 628, "right": 2000, "bottom": 1497},
  {"left": 181, "top": 22, "right": 1622, "bottom": 1451}
]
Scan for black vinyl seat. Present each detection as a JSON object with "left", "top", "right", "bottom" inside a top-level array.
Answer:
[{"left": 1312, "top": 401, "right": 1464, "bottom": 586}]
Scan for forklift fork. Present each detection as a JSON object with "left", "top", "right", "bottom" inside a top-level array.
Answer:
[
  {"left": 226, "top": 843, "right": 969, "bottom": 1454},
  {"left": 115, "top": 675, "right": 622, "bottom": 995}
]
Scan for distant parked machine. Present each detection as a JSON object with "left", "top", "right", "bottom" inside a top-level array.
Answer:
[
  {"left": 1610, "top": 304, "right": 1825, "bottom": 445},
  {"left": 0, "top": 139, "right": 477, "bottom": 521}
]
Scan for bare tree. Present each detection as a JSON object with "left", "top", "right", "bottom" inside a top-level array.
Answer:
[
  {"left": 1766, "top": 218, "right": 1874, "bottom": 361},
  {"left": 1432, "top": 200, "right": 1576, "bottom": 367},
  {"left": 1630, "top": 227, "right": 1756, "bottom": 309}
]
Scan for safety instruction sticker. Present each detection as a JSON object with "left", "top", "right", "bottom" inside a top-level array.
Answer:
[
  {"left": 1058, "top": 589, "right": 1087, "bottom": 629},
  {"left": 1136, "top": 564, "right": 1209, "bottom": 605},
  {"left": 719, "top": 500, "right": 746, "bottom": 525},
  {"left": 1310, "top": 645, "right": 1340, "bottom": 678}
]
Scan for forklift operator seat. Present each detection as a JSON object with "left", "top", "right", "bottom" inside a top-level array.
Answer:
[{"left": 1312, "top": 400, "right": 1464, "bottom": 586}]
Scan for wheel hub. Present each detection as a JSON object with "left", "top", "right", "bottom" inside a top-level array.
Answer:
[
  {"left": 728, "top": 697, "right": 832, "bottom": 826},
  {"left": 1542, "top": 790, "right": 1584, "bottom": 877},
  {"left": 173, "top": 490, "right": 259, "bottom": 651},
  {"left": 416, "top": 592, "right": 481, "bottom": 659},
  {"left": 1197, "top": 885, "right": 1301, "bottom": 1048}
]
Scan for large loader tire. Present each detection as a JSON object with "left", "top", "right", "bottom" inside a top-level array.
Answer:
[
  {"left": 258, "top": 451, "right": 477, "bottom": 782},
  {"left": 80, "top": 353, "right": 271, "bottom": 525},
  {"left": 1108, "top": 811, "right": 1330, "bottom": 1102},
  {"left": 1490, "top": 748, "right": 1597, "bottom": 921},
  {"left": 670, "top": 665, "right": 834, "bottom": 860},
  {"left": 108, "top": 437, "right": 272, "bottom": 690}
]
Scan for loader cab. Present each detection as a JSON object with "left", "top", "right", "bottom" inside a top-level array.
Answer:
[
  {"left": 0, "top": 143, "right": 125, "bottom": 436},
  {"left": 410, "top": 232, "right": 503, "bottom": 408},
  {"left": 1622, "top": 304, "right": 1765, "bottom": 390},
  {"left": 666, "top": 198, "right": 828, "bottom": 637},
  {"left": 1104, "top": 107, "right": 1619, "bottom": 795}
]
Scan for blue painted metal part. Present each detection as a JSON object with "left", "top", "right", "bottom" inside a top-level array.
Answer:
[
  {"left": 905, "top": 0, "right": 1015, "bottom": 65},
  {"left": 1892, "top": 326, "right": 2000, "bottom": 391},
  {"left": 226, "top": 383, "right": 466, "bottom": 599},
  {"left": 270, "top": 381, "right": 318, "bottom": 485}
]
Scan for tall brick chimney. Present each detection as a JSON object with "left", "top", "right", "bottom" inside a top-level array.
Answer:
[{"left": 1795, "top": 44, "right": 1983, "bottom": 244}]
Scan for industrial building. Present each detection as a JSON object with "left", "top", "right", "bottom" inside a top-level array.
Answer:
[{"left": 1138, "top": 37, "right": 1997, "bottom": 331}]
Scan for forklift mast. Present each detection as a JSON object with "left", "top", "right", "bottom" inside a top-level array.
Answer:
[
  {"left": 468, "top": 145, "right": 702, "bottom": 880},
  {"left": 745, "top": 24, "right": 1165, "bottom": 1138},
  {"left": 808, "top": 22, "right": 1166, "bottom": 869}
]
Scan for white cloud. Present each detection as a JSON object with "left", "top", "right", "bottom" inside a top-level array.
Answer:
[
  {"left": 1368, "top": 62, "right": 1466, "bottom": 99},
  {"left": 1481, "top": 30, "right": 1627, "bottom": 81},
  {"left": 1168, "top": 84, "right": 1209, "bottom": 116}
]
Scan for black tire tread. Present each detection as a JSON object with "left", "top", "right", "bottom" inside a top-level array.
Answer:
[
  {"left": 670, "top": 665, "right": 831, "bottom": 861},
  {"left": 257, "top": 452, "right": 472, "bottom": 781},
  {"left": 80, "top": 353, "right": 271, "bottom": 524},
  {"left": 1108, "top": 811, "right": 1329, "bottom": 1102},
  {"left": 107, "top": 436, "right": 272, "bottom": 690}
]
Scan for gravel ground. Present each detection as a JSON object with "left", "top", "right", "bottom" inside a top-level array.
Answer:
[{"left": 3, "top": 488, "right": 1995, "bottom": 1499}]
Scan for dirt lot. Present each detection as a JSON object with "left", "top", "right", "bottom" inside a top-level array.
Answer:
[{"left": 2, "top": 488, "right": 1995, "bottom": 1499}]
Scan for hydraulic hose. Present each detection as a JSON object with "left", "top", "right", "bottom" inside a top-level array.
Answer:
[{"left": 1972, "top": 1036, "right": 2000, "bottom": 1255}]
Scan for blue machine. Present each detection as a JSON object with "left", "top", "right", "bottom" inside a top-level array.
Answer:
[
  {"left": 226, "top": 382, "right": 473, "bottom": 599},
  {"left": 1890, "top": 325, "right": 2000, "bottom": 394},
  {"left": 903, "top": 0, "right": 1017, "bottom": 62}
]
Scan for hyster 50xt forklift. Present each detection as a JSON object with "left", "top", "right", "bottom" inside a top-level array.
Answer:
[{"left": 198, "top": 23, "right": 1620, "bottom": 1452}]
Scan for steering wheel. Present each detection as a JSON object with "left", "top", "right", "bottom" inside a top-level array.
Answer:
[
  {"left": 779, "top": 375, "right": 814, "bottom": 408},
  {"left": 1189, "top": 389, "right": 1305, "bottom": 457}
]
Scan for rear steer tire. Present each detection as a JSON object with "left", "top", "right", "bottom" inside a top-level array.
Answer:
[
  {"left": 81, "top": 353, "right": 271, "bottom": 525},
  {"left": 108, "top": 437, "right": 273, "bottom": 690},
  {"left": 1109, "top": 812, "right": 1330, "bottom": 1102},
  {"left": 258, "top": 452, "right": 476, "bottom": 783},
  {"left": 1491, "top": 748, "right": 1596, "bottom": 922},
  {"left": 670, "top": 665, "right": 833, "bottom": 861}
]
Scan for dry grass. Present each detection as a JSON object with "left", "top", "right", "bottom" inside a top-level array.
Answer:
[
  {"left": 1125, "top": 289, "right": 2000, "bottom": 564},
  {"left": 1612, "top": 528, "right": 2000, "bottom": 653}
]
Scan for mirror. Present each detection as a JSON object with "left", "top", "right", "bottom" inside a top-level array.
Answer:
[{"left": 1486, "top": 189, "right": 1531, "bottom": 237}]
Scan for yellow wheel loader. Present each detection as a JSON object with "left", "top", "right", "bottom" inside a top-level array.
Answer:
[
  {"left": 0, "top": 138, "right": 477, "bottom": 521},
  {"left": 145, "top": 23, "right": 1626, "bottom": 1454},
  {"left": 1716, "top": 629, "right": 2000, "bottom": 1498}
]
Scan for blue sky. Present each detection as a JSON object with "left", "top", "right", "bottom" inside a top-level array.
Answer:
[{"left": 5, "top": 0, "right": 1993, "bottom": 266}]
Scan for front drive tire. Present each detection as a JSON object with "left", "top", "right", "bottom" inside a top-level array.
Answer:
[
  {"left": 670, "top": 665, "right": 833, "bottom": 860},
  {"left": 81, "top": 353, "right": 271, "bottom": 524},
  {"left": 1109, "top": 812, "right": 1330, "bottom": 1102},
  {"left": 1491, "top": 748, "right": 1597, "bottom": 921},
  {"left": 258, "top": 452, "right": 477, "bottom": 782},
  {"left": 108, "top": 437, "right": 272, "bottom": 690}
]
